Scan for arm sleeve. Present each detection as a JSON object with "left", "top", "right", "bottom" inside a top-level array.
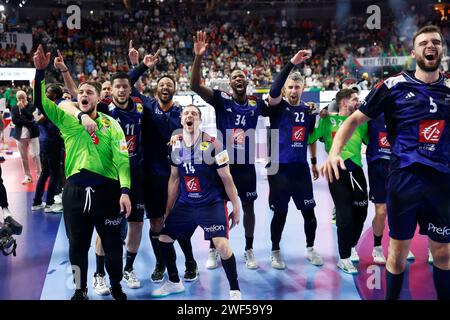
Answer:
[
  {"left": 33, "top": 70, "right": 77, "bottom": 130},
  {"left": 269, "top": 61, "right": 295, "bottom": 98},
  {"left": 358, "top": 82, "right": 391, "bottom": 119},
  {"left": 128, "top": 63, "right": 149, "bottom": 87},
  {"left": 361, "top": 123, "right": 369, "bottom": 145},
  {"left": 308, "top": 118, "right": 323, "bottom": 144},
  {"left": 110, "top": 119, "right": 131, "bottom": 190}
]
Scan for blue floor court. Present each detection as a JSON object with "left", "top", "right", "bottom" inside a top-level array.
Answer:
[{"left": 0, "top": 143, "right": 436, "bottom": 300}]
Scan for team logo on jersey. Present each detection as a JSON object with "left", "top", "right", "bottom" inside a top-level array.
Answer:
[
  {"left": 184, "top": 176, "right": 201, "bottom": 193},
  {"left": 136, "top": 103, "right": 144, "bottom": 113},
  {"left": 126, "top": 135, "right": 137, "bottom": 154},
  {"left": 248, "top": 99, "right": 257, "bottom": 107},
  {"left": 101, "top": 117, "right": 111, "bottom": 128},
  {"left": 378, "top": 132, "right": 390, "bottom": 148},
  {"left": 419, "top": 120, "right": 445, "bottom": 144},
  {"left": 119, "top": 139, "right": 128, "bottom": 153},
  {"left": 200, "top": 141, "right": 210, "bottom": 151},
  {"left": 90, "top": 131, "right": 99, "bottom": 145},
  {"left": 232, "top": 128, "right": 246, "bottom": 145},
  {"left": 292, "top": 126, "right": 306, "bottom": 142}
]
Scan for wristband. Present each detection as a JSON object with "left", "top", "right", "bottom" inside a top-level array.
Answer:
[
  {"left": 310, "top": 157, "right": 317, "bottom": 165},
  {"left": 77, "top": 112, "right": 87, "bottom": 124}
]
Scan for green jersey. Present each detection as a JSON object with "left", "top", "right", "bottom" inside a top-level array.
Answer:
[
  {"left": 34, "top": 77, "right": 130, "bottom": 189},
  {"left": 308, "top": 114, "right": 369, "bottom": 168}
]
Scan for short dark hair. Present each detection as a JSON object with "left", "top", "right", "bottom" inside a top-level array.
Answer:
[
  {"left": 45, "top": 83, "right": 63, "bottom": 100},
  {"left": 78, "top": 81, "right": 102, "bottom": 95},
  {"left": 182, "top": 104, "right": 202, "bottom": 120},
  {"left": 156, "top": 75, "right": 177, "bottom": 88},
  {"left": 335, "top": 88, "right": 357, "bottom": 107},
  {"left": 110, "top": 72, "right": 131, "bottom": 86},
  {"left": 412, "top": 25, "right": 444, "bottom": 47}
]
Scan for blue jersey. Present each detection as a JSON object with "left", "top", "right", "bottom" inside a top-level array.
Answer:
[
  {"left": 98, "top": 97, "right": 144, "bottom": 169},
  {"left": 132, "top": 89, "right": 183, "bottom": 176},
  {"left": 208, "top": 90, "right": 269, "bottom": 164},
  {"left": 170, "top": 133, "right": 228, "bottom": 206},
  {"left": 265, "top": 100, "right": 315, "bottom": 164},
  {"left": 359, "top": 71, "right": 450, "bottom": 173},
  {"left": 366, "top": 114, "right": 391, "bottom": 163}
]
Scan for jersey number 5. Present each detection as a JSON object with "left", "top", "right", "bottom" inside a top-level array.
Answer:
[{"left": 429, "top": 97, "right": 437, "bottom": 113}]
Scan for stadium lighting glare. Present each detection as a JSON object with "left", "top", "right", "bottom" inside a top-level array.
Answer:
[
  {"left": 90, "top": 10, "right": 93, "bottom": 14},
  {"left": 0, "top": 5, "right": 5, "bottom": 12},
  {"left": 19, "top": 3, "right": 22, "bottom": 7}
]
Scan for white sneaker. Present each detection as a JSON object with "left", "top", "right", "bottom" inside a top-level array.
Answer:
[
  {"left": 372, "top": 246, "right": 386, "bottom": 264},
  {"left": 306, "top": 247, "right": 323, "bottom": 266},
  {"left": 337, "top": 258, "right": 358, "bottom": 274},
  {"left": 21, "top": 175, "right": 32, "bottom": 184},
  {"left": 428, "top": 249, "right": 433, "bottom": 264},
  {"left": 206, "top": 248, "right": 219, "bottom": 269},
  {"left": 124, "top": 270, "right": 141, "bottom": 289},
  {"left": 151, "top": 280, "right": 185, "bottom": 298},
  {"left": 407, "top": 250, "right": 415, "bottom": 261},
  {"left": 229, "top": 290, "right": 242, "bottom": 300},
  {"left": 31, "top": 203, "right": 46, "bottom": 211},
  {"left": 244, "top": 249, "right": 258, "bottom": 269},
  {"left": 92, "top": 273, "right": 110, "bottom": 296},
  {"left": 271, "top": 250, "right": 286, "bottom": 270},
  {"left": 44, "top": 203, "right": 63, "bottom": 213},
  {"left": 54, "top": 194, "right": 62, "bottom": 204},
  {"left": 350, "top": 247, "right": 360, "bottom": 263}
]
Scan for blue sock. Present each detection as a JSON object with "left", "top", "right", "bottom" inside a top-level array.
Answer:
[
  {"left": 433, "top": 265, "right": 450, "bottom": 300},
  {"left": 385, "top": 269, "right": 404, "bottom": 300}
]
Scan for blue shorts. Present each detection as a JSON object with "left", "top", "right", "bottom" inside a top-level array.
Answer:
[
  {"left": 368, "top": 159, "right": 389, "bottom": 204},
  {"left": 229, "top": 164, "right": 257, "bottom": 202},
  {"left": 127, "top": 168, "right": 145, "bottom": 222},
  {"left": 268, "top": 163, "right": 316, "bottom": 213},
  {"left": 162, "top": 200, "right": 229, "bottom": 240},
  {"left": 387, "top": 164, "right": 450, "bottom": 243}
]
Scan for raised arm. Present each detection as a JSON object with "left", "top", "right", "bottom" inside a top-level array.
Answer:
[
  {"left": 320, "top": 110, "right": 371, "bottom": 182},
  {"left": 268, "top": 49, "right": 311, "bottom": 106},
  {"left": 128, "top": 40, "right": 159, "bottom": 87},
  {"left": 54, "top": 50, "right": 78, "bottom": 98},
  {"left": 190, "top": 31, "right": 214, "bottom": 102}
]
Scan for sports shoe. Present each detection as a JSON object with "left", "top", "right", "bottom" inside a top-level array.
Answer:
[
  {"left": 306, "top": 247, "right": 323, "bottom": 266},
  {"left": 331, "top": 208, "right": 336, "bottom": 224},
  {"left": 92, "top": 273, "right": 110, "bottom": 296},
  {"left": 54, "top": 194, "right": 62, "bottom": 204},
  {"left": 229, "top": 290, "right": 242, "bottom": 300},
  {"left": 428, "top": 249, "right": 433, "bottom": 264},
  {"left": 151, "top": 263, "right": 165, "bottom": 283},
  {"left": 350, "top": 247, "right": 360, "bottom": 263},
  {"left": 244, "top": 249, "right": 258, "bottom": 269},
  {"left": 44, "top": 203, "right": 63, "bottom": 213},
  {"left": 31, "top": 203, "right": 46, "bottom": 211},
  {"left": 110, "top": 285, "right": 127, "bottom": 300},
  {"left": 71, "top": 288, "right": 89, "bottom": 300},
  {"left": 337, "top": 258, "right": 358, "bottom": 274},
  {"left": 206, "top": 248, "right": 219, "bottom": 269},
  {"left": 124, "top": 270, "right": 141, "bottom": 289},
  {"left": 271, "top": 250, "right": 286, "bottom": 270},
  {"left": 372, "top": 246, "right": 386, "bottom": 264},
  {"left": 21, "top": 175, "right": 32, "bottom": 184},
  {"left": 407, "top": 250, "right": 415, "bottom": 261},
  {"left": 184, "top": 260, "right": 199, "bottom": 282},
  {"left": 151, "top": 280, "right": 185, "bottom": 298}
]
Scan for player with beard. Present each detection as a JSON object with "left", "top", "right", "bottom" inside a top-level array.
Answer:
[
  {"left": 128, "top": 43, "right": 198, "bottom": 283},
  {"left": 33, "top": 45, "right": 131, "bottom": 300},
  {"left": 151, "top": 105, "right": 242, "bottom": 300},
  {"left": 321, "top": 25, "right": 450, "bottom": 300},
  {"left": 309, "top": 88, "right": 369, "bottom": 274},
  {"left": 191, "top": 31, "right": 269, "bottom": 270},
  {"left": 265, "top": 50, "right": 323, "bottom": 269},
  {"left": 100, "top": 81, "right": 112, "bottom": 100}
]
